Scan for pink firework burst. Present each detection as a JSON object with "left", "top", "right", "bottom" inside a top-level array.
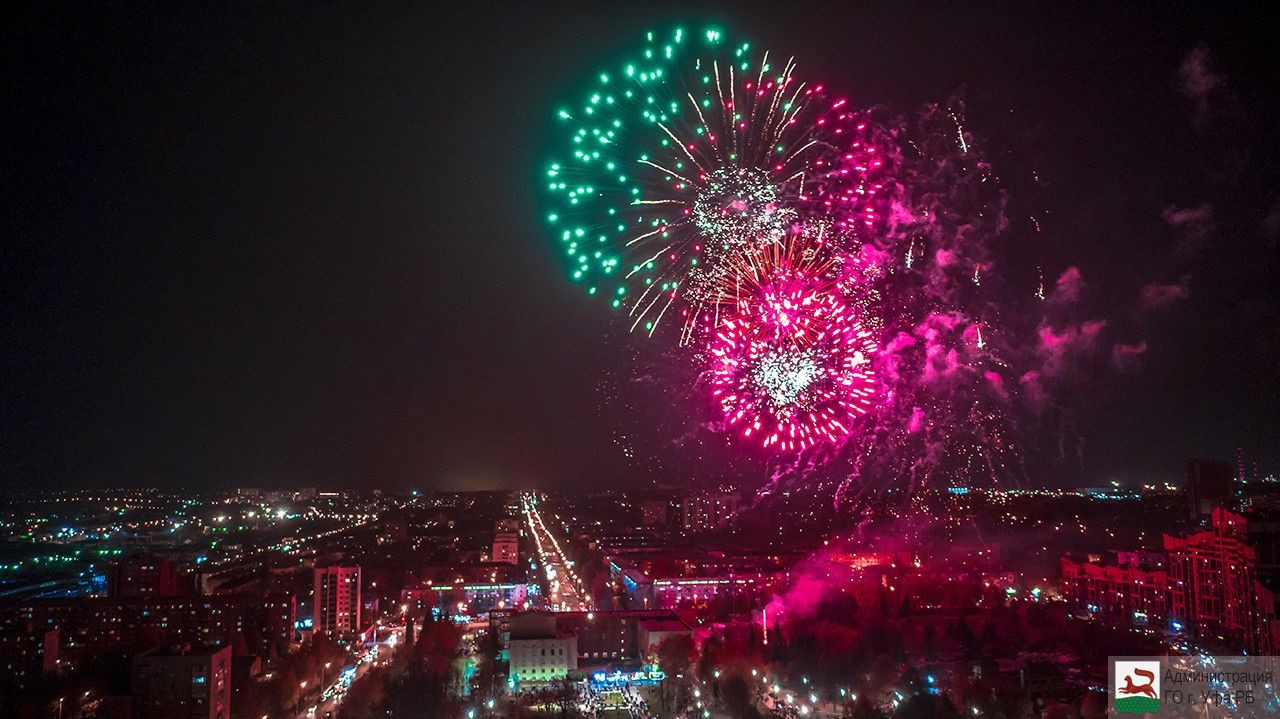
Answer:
[
  {"left": 708, "top": 278, "right": 878, "bottom": 452},
  {"left": 805, "top": 113, "right": 897, "bottom": 237}
]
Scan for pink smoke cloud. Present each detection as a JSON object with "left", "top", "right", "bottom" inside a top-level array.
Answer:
[
  {"left": 1019, "top": 370, "right": 1047, "bottom": 410},
  {"left": 1162, "top": 204, "right": 1212, "bottom": 227},
  {"left": 1111, "top": 341, "right": 1148, "bottom": 373},
  {"left": 984, "top": 370, "right": 1009, "bottom": 401},
  {"left": 885, "top": 332, "right": 917, "bottom": 353},
  {"left": 1138, "top": 280, "right": 1189, "bottom": 314},
  {"left": 1037, "top": 319, "right": 1106, "bottom": 377},
  {"left": 767, "top": 572, "right": 830, "bottom": 619},
  {"left": 915, "top": 312, "right": 966, "bottom": 383},
  {"left": 907, "top": 406, "right": 926, "bottom": 433},
  {"left": 1051, "top": 266, "right": 1085, "bottom": 304},
  {"left": 1179, "top": 46, "right": 1223, "bottom": 122},
  {"left": 1162, "top": 204, "right": 1214, "bottom": 258}
]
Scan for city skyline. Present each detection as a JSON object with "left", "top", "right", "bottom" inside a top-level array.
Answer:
[{"left": 4, "top": 482, "right": 1279, "bottom": 717}]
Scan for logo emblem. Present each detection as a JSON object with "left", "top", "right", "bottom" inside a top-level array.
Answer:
[{"left": 1114, "top": 660, "right": 1161, "bottom": 713}]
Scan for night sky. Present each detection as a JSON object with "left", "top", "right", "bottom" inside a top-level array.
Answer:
[{"left": 3, "top": 2, "right": 1278, "bottom": 492}]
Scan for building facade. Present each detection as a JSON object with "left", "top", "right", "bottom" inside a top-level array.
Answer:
[
  {"left": 1165, "top": 508, "right": 1274, "bottom": 653},
  {"left": 503, "top": 609, "right": 689, "bottom": 674},
  {"left": 492, "top": 532, "right": 519, "bottom": 565},
  {"left": 107, "top": 555, "right": 184, "bottom": 599},
  {"left": 1186, "top": 460, "right": 1235, "bottom": 520},
  {"left": 313, "top": 566, "right": 362, "bottom": 637},
  {"left": 680, "top": 493, "right": 741, "bottom": 533},
  {"left": 131, "top": 645, "right": 232, "bottom": 719},
  {"left": 508, "top": 612, "right": 577, "bottom": 685},
  {"left": 1059, "top": 555, "right": 1169, "bottom": 622},
  {"left": 1059, "top": 507, "right": 1276, "bottom": 653},
  {"left": 0, "top": 593, "right": 294, "bottom": 669}
]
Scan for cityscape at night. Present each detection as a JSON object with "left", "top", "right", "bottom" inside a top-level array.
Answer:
[{"left": 3, "top": 2, "right": 1279, "bottom": 719}]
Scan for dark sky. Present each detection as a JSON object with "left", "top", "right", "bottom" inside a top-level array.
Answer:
[{"left": 3, "top": 2, "right": 1278, "bottom": 492}]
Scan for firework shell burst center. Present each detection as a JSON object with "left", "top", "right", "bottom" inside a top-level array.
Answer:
[
  {"left": 691, "top": 167, "right": 795, "bottom": 250},
  {"left": 709, "top": 280, "right": 877, "bottom": 452}
]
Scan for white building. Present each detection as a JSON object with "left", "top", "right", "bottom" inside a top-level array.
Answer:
[
  {"left": 509, "top": 635, "right": 577, "bottom": 684},
  {"left": 492, "top": 532, "right": 519, "bottom": 565},
  {"left": 508, "top": 611, "right": 577, "bottom": 684}
]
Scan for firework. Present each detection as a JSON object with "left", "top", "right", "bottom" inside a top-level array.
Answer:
[
  {"left": 681, "top": 223, "right": 848, "bottom": 338},
  {"left": 707, "top": 270, "right": 877, "bottom": 452},
  {"left": 543, "top": 31, "right": 1111, "bottom": 495},
  {"left": 544, "top": 26, "right": 869, "bottom": 337}
]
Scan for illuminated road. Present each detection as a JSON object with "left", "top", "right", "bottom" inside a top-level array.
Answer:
[
  {"left": 520, "top": 493, "right": 590, "bottom": 611},
  {"left": 295, "top": 628, "right": 400, "bottom": 719}
]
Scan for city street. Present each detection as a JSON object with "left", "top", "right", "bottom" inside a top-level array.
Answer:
[{"left": 521, "top": 493, "right": 590, "bottom": 612}]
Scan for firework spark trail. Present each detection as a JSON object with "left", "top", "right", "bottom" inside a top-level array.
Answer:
[{"left": 543, "top": 26, "right": 875, "bottom": 338}]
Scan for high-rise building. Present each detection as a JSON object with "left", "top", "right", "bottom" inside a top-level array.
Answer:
[
  {"left": 681, "top": 492, "right": 741, "bottom": 533},
  {"left": 1165, "top": 508, "right": 1275, "bottom": 653},
  {"left": 0, "top": 593, "right": 296, "bottom": 665},
  {"left": 0, "top": 627, "right": 58, "bottom": 687},
  {"left": 1059, "top": 553, "right": 1169, "bottom": 622},
  {"left": 313, "top": 566, "right": 361, "bottom": 637},
  {"left": 1247, "top": 511, "right": 1280, "bottom": 587},
  {"left": 492, "top": 531, "right": 519, "bottom": 565},
  {"left": 131, "top": 645, "right": 231, "bottom": 719},
  {"left": 1186, "top": 459, "right": 1234, "bottom": 520},
  {"left": 636, "top": 500, "right": 671, "bottom": 527},
  {"left": 107, "top": 555, "right": 183, "bottom": 599}
]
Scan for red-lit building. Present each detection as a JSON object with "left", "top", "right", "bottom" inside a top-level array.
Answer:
[
  {"left": 606, "top": 548, "right": 794, "bottom": 611},
  {"left": 0, "top": 627, "right": 59, "bottom": 691},
  {"left": 313, "top": 566, "right": 361, "bottom": 637},
  {"left": 650, "top": 575, "right": 775, "bottom": 611},
  {"left": 1165, "top": 508, "right": 1275, "bottom": 653},
  {"left": 132, "top": 645, "right": 231, "bottom": 719},
  {"left": 1059, "top": 508, "right": 1277, "bottom": 653},
  {"left": 1059, "top": 554, "right": 1169, "bottom": 622}
]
